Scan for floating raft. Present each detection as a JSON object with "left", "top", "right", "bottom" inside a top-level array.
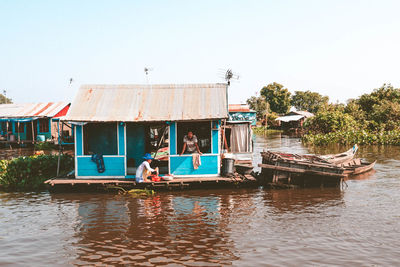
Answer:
[
  {"left": 258, "top": 151, "right": 347, "bottom": 188},
  {"left": 45, "top": 175, "right": 258, "bottom": 192},
  {"left": 257, "top": 147, "right": 375, "bottom": 188}
]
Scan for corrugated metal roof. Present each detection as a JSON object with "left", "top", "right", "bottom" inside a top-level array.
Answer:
[
  {"left": 0, "top": 102, "right": 70, "bottom": 118},
  {"left": 275, "top": 115, "right": 304, "bottom": 122},
  {"left": 64, "top": 84, "right": 228, "bottom": 122},
  {"left": 228, "top": 104, "right": 256, "bottom": 113},
  {"left": 290, "top": 110, "right": 314, "bottom": 118}
]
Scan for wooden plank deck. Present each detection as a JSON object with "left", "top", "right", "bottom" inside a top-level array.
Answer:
[{"left": 45, "top": 175, "right": 258, "bottom": 192}]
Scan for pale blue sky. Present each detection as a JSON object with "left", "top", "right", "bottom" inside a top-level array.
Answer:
[{"left": 1, "top": 0, "right": 400, "bottom": 104}]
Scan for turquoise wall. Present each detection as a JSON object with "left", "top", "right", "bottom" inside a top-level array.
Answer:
[
  {"left": 77, "top": 156, "right": 125, "bottom": 177},
  {"left": 37, "top": 119, "right": 52, "bottom": 140},
  {"left": 75, "top": 125, "right": 83, "bottom": 155},
  {"left": 74, "top": 120, "right": 221, "bottom": 178},
  {"left": 169, "top": 122, "right": 177, "bottom": 155},
  {"left": 170, "top": 155, "right": 219, "bottom": 175},
  {"left": 126, "top": 123, "right": 145, "bottom": 167}
]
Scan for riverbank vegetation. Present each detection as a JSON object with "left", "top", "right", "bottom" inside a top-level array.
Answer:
[
  {"left": 303, "top": 84, "right": 400, "bottom": 145},
  {"left": 0, "top": 154, "right": 74, "bottom": 191},
  {"left": 248, "top": 82, "right": 400, "bottom": 145}
]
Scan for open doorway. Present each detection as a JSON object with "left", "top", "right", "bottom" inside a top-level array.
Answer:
[{"left": 126, "top": 123, "right": 169, "bottom": 175}]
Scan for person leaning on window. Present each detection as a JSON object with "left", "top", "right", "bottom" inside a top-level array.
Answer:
[{"left": 180, "top": 131, "right": 202, "bottom": 155}]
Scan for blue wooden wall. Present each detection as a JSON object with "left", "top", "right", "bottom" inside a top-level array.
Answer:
[
  {"left": 76, "top": 156, "right": 125, "bottom": 177},
  {"left": 75, "top": 123, "right": 126, "bottom": 178},
  {"left": 170, "top": 154, "right": 219, "bottom": 175},
  {"left": 169, "top": 120, "right": 220, "bottom": 176},
  {"left": 74, "top": 120, "right": 221, "bottom": 178}
]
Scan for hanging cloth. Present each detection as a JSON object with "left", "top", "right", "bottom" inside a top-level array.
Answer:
[{"left": 230, "top": 124, "right": 251, "bottom": 153}]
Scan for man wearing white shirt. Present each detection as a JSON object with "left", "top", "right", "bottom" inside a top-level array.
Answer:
[{"left": 135, "top": 153, "right": 159, "bottom": 183}]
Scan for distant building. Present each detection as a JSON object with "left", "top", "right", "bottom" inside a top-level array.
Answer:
[
  {"left": 275, "top": 110, "right": 314, "bottom": 130},
  {"left": 228, "top": 104, "right": 257, "bottom": 126},
  {"left": 0, "top": 102, "right": 72, "bottom": 145}
]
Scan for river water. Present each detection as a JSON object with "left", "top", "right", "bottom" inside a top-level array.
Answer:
[{"left": 1, "top": 134, "right": 400, "bottom": 266}]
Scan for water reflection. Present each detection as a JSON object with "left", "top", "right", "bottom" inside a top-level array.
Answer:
[
  {"left": 50, "top": 191, "right": 239, "bottom": 266},
  {"left": 264, "top": 188, "right": 344, "bottom": 213},
  {"left": 3, "top": 134, "right": 400, "bottom": 266}
]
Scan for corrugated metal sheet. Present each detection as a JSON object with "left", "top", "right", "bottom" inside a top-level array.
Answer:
[
  {"left": 228, "top": 104, "right": 255, "bottom": 113},
  {"left": 275, "top": 115, "right": 304, "bottom": 122},
  {"left": 64, "top": 84, "right": 229, "bottom": 122},
  {"left": 0, "top": 102, "right": 70, "bottom": 118}
]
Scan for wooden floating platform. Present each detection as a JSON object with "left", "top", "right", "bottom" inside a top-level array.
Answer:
[{"left": 44, "top": 175, "right": 258, "bottom": 192}]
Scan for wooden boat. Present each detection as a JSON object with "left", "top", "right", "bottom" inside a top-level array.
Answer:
[
  {"left": 339, "top": 158, "right": 376, "bottom": 176},
  {"left": 258, "top": 151, "right": 346, "bottom": 187},
  {"left": 319, "top": 145, "right": 358, "bottom": 165}
]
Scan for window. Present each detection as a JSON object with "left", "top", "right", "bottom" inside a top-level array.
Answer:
[
  {"left": 15, "top": 122, "right": 25, "bottom": 133},
  {"left": 38, "top": 119, "right": 49, "bottom": 132},
  {"left": 84, "top": 123, "right": 118, "bottom": 155},
  {"left": 177, "top": 121, "right": 211, "bottom": 154}
]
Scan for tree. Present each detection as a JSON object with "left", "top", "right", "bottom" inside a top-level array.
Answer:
[
  {"left": 0, "top": 94, "right": 12, "bottom": 104},
  {"left": 291, "top": 90, "right": 329, "bottom": 113},
  {"left": 246, "top": 94, "right": 268, "bottom": 120},
  {"left": 304, "top": 110, "right": 359, "bottom": 134},
  {"left": 260, "top": 82, "right": 291, "bottom": 114}
]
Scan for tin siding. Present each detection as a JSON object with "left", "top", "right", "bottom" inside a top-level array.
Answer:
[{"left": 170, "top": 155, "right": 218, "bottom": 175}]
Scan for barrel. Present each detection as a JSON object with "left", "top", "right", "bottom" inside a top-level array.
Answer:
[
  {"left": 222, "top": 158, "right": 235, "bottom": 176},
  {"left": 9, "top": 134, "right": 16, "bottom": 142}
]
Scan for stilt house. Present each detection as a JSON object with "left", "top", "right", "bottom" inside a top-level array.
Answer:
[{"left": 64, "top": 84, "right": 228, "bottom": 179}]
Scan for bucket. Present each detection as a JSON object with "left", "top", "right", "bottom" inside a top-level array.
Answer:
[
  {"left": 37, "top": 135, "right": 45, "bottom": 142},
  {"left": 222, "top": 158, "right": 235, "bottom": 176}
]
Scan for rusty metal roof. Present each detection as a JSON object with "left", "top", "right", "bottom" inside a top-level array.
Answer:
[
  {"left": 0, "top": 102, "right": 70, "bottom": 118},
  {"left": 229, "top": 104, "right": 256, "bottom": 113},
  {"left": 64, "top": 84, "right": 229, "bottom": 122}
]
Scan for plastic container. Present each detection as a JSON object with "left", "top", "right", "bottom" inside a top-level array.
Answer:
[
  {"left": 37, "top": 135, "right": 45, "bottom": 142},
  {"left": 222, "top": 158, "right": 235, "bottom": 176}
]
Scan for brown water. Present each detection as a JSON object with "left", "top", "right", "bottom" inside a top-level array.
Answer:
[{"left": 1, "top": 134, "right": 400, "bottom": 266}]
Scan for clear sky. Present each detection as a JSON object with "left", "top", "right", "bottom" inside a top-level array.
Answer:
[{"left": 1, "top": 0, "right": 400, "bottom": 104}]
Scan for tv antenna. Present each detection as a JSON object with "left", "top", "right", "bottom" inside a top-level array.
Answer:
[
  {"left": 144, "top": 67, "right": 153, "bottom": 84},
  {"left": 218, "top": 68, "right": 240, "bottom": 86}
]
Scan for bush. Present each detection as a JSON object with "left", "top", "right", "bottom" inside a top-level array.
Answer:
[
  {"left": 0, "top": 154, "right": 74, "bottom": 191},
  {"left": 303, "top": 110, "right": 359, "bottom": 134},
  {"left": 302, "top": 129, "right": 400, "bottom": 145}
]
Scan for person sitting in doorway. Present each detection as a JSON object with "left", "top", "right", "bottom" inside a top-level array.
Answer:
[
  {"left": 135, "top": 153, "right": 159, "bottom": 183},
  {"left": 180, "top": 131, "right": 202, "bottom": 155}
]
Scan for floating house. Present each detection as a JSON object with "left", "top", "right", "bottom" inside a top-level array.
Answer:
[
  {"left": 63, "top": 84, "right": 228, "bottom": 179},
  {"left": 228, "top": 104, "right": 257, "bottom": 126},
  {"left": 275, "top": 110, "right": 314, "bottom": 130},
  {"left": 0, "top": 102, "right": 72, "bottom": 145}
]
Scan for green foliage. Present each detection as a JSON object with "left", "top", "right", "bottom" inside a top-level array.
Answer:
[
  {"left": 246, "top": 94, "right": 268, "bottom": 120},
  {"left": 302, "top": 130, "right": 400, "bottom": 146},
  {"left": 34, "top": 142, "right": 58, "bottom": 150},
  {"left": 357, "top": 83, "right": 400, "bottom": 116},
  {"left": 303, "top": 83, "right": 400, "bottom": 145},
  {"left": 291, "top": 90, "right": 329, "bottom": 113},
  {"left": 260, "top": 82, "right": 291, "bottom": 114},
  {"left": 252, "top": 127, "right": 282, "bottom": 135},
  {"left": 0, "top": 93, "right": 12, "bottom": 104},
  {"left": 0, "top": 155, "right": 74, "bottom": 191},
  {"left": 304, "top": 111, "right": 359, "bottom": 134}
]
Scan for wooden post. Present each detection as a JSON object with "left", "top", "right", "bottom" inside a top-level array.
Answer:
[
  {"left": 17, "top": 122, "right": 20, "bottom": 143},
  {"left": 31, "top": 121, "right": 35, "bottom": 144}
]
